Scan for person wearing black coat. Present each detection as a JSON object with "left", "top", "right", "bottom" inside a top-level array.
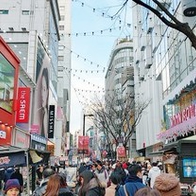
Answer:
[{"left": 78, "top": 170, "right": 105, "bottom": 196}]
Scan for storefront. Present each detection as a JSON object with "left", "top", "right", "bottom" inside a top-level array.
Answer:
[{"left": 0, "top": 36, "right": 20, "bottom": 146}]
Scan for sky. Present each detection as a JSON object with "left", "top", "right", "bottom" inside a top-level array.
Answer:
[{"left": 70, "top": 0, "right": 132, "bottom": 133}]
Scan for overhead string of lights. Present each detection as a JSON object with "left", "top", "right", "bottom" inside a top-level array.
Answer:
[
  {"left": 72, "top": 0, "right": 129, "bottom": 19},
  {"left": 72, "top": 73, "right": 160, "bottom": 109},
  {"left": 69, "top": 0, "right": 131, "bottom": 37},
  {"left": 63, "top": 45, "right": 106, "bottom": 70}
]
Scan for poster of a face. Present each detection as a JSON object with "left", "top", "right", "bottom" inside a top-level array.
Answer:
[
  {"left": 32, "top": 40, "right": 50, "bottom": 138},
  {"left": 0, "top": 53, "right": 15, "bottom": 113}
]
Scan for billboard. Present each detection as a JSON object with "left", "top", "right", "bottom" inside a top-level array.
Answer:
[
  {"left": 32, "top": 39, "right": 50, "bottom": 138},
  {"left": 78, "top": 136, "right": 89, "bottom": 154}
]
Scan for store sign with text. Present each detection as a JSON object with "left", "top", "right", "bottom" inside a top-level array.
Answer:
[
  {"left": 48, "top": 105, "right": 55, "bottom": 138},
  {"left": 170, "top": 104, "right": 196, "bottom": 128},
  {"left": 16, "top": 87, "right": 30, "bottom": 123}
]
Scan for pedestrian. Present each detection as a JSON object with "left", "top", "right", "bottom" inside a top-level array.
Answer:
[
  {"left": 4, "top": 179, "right": 20, "bottom": 196},
  {"left": 153, "top": 173, "right": 181, "bottom": 196},
  {"left": 148, "top": 162, "right": 161, "bottom": 188},
  {"left": 58, "top": 172, "right": 75, "bottom": 196},
  {"left": 94, "top": 160, "right": 109, "bottom": 188},
  {"left": 78, "top": 170, "right": 105, "bottom": 196},
  {"left": 0, "top": 168, "right": 5, "bottom": 193},
  {"left": 105, "top": 171, "right": 122, "bottom": 196},
  {"left": 4, "top": 168, "right": 14, "bottom": 184},
  {"left": 43, "top": 174, "right": 60, "bottom": 196},
  {"left": 117, "top": 164, "right": 146, "bottom": 196},
  {"left": 32, "top": 168, "right": 55, "bottom": 196},
  {"left": 36, "top": 165, "right": 44, "bottom": 186},
  {"left": 10, "top": 167, "right": 23, "bottom": 193},
  {"left": 134, "top": 187, "right": 161, "bottom": 196}
]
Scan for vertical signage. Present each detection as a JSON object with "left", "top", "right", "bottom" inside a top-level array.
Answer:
[
  {"left": 16, "top": 87, "right": 30, "bottom": 123},
  {"left": 48, "top": 105, "right": 55, "bottom": 138}
]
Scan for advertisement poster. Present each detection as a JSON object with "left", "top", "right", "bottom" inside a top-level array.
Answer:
[
  {"left": 183, "top": 158, "right": 196, "bottom": 177},
  {"left": 0, "top": 53, "right": 15, "bottom": 113},
  {"left": 32, "top": 39, "right": 50, "bottom": 138},
  {"left": 78, "top": 136, "right": 89, "bottom": 154}
]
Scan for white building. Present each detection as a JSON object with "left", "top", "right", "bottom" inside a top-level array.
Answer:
[
  {"left": 0, "top": 0, "right": 71, "bottom": 156},
  {"left": 105, "top": 38, "right": 136, "bottom": 159},
  {"left": 132, "top": 0, "right": 196, "bottom": 161},
  {"left": 55, "top": 0, "right": 72, "bottom": 156}
]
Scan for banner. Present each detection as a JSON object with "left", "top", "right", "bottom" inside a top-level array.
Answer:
[
  {"left": 48, "top": 105, "right": 55, "bottom": 138},
  {"left": 78, "top": 136, "right": 89, "bottom": 154},
  {"left": 16, "top": 87, "right": 30, "bottom": 123},
  {"left": 117, "top": 146, "right": 126, "bottom": 158}
]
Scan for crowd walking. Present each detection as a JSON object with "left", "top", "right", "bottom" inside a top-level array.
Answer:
[{"left": 0, "top": 159, "right": 185, "bottom": 196}]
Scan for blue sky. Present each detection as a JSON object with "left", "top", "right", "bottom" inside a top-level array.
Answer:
[{"left": 70, "top": 0, "right": 132, "bottom": 133}]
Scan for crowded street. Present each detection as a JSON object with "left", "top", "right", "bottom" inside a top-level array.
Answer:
[{"left": 0, "top": 0, "right": 196, "bottom": 195}]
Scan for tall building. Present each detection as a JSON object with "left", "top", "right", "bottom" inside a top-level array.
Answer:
[
  {"left": 55, "top": 0, "right": 72, "bottom": 156},
  {"left": 105, "top": 37, "right": 135, "bottom": 158},
  {"left": 132, "top": 0, "right": 196, "bottom": 167},
  {"left": 0, "top": 0, "right": 65, "bottom": 155}
]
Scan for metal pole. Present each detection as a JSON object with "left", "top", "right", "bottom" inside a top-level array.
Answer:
[
  {"left": 83, "top": 115, "right": 85, "bottom": 162},
  {"left": 83, "top": 114, "right": 85, "bottom": 136},
  {"left": 25, "top": 151, "right": 30, "bottom": 195}
]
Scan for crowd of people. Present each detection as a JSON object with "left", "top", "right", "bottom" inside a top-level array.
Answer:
[
  {"left": 75, "top": 159, "right": 182, "bottom": 196},
  {"left": 0, "top": 159, "right": 182, "bottom": 196}
]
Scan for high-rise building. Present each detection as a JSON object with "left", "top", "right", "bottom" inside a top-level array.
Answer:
[
  {"left": 0, "top": 0, "right": 66, "bottom": 155},
  {"left": 105, "top": 37, "right": 136, "bottom": 158},
  {"left": 132, "top": 0, "right": 196, "bottom": 166}
]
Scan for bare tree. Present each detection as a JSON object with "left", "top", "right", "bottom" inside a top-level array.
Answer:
[
  {"left": 90, "top": 92, "right": 150, "bottom": 151},
  {"left": 122, "top": 0, "right": 196, "bottom": 49}
]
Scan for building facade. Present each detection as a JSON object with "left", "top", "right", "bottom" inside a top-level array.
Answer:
[
  {"left": 105, "top": 38, "right": 136, "bottom": 159},
  {"left": 132, "top": 0, "right": 196, "bottom": 163},
  {"left": 0, "top": 0, "right": 71, "bottom": 157}
]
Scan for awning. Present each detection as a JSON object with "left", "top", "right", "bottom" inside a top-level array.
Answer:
[
  {"left": 0, "top": 147, "right": 50, "bottom": 168},
  {"left": 0, "top": 149, "right": 27, "bottom": 168},
  {"left": 149, "top": 150, "right": 164, "bottom": 156},
  {"left": 161, "top": 141, "right": 179, "bottom": 154}
]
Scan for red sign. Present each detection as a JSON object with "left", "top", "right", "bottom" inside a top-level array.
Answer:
[
  {"left": 78, "top": 136, "right": 89, "bottom": 150},
  {"left": 16, "top": 87, "right": 30, "bottom": 123},
  {"left": 117, "top": 146, "right": 126, "bottom": 158}
]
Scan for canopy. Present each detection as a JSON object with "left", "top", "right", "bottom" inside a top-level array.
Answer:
[{"left": 0, "top": 147, "right": 50, "bottom": 168}]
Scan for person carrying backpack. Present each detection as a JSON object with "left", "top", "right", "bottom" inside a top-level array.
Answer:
[{"left": 117, "top": 164, "right": 145, "bottom": 196}]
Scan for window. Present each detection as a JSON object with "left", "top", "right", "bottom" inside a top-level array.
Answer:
[
  {"left": 0, "top": 10, "right": 9, "bottom": 14},
  {"left": 60, "top": 6, "right": 65, "bottom": 10},
  {"left": 58, "top": 45, "right": 64, "bottom": 50},
  {"left": 59, "top": 25, "right": 64, "bottom": 30},
  {"left": 60, "top": 15, "right": 65, "bottom": 21},
  {"left": 22, "top": 10, "right": 30, "bottom": 15},
  {"left": 58, "top": 56, "right": 64, "bottom": 61}
]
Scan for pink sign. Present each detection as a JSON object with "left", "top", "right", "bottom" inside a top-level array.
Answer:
[{"left": 30, "top": 124, "right": 40, "bottom": 134}]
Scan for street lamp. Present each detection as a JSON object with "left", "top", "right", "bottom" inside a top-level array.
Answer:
[{"left": 83, "top": 114, "right": 94, "bottom": 136}]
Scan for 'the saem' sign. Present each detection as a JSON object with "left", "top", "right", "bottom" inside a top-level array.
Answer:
[
  {"left": 48, "top": 105, "right": 55, "bottom": 138},
  {"left": 16, "top": 87, "right": 30, "bottom": 123},
  {"left": 170, "top": 104, "right": 196, "bottom": 127}
]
